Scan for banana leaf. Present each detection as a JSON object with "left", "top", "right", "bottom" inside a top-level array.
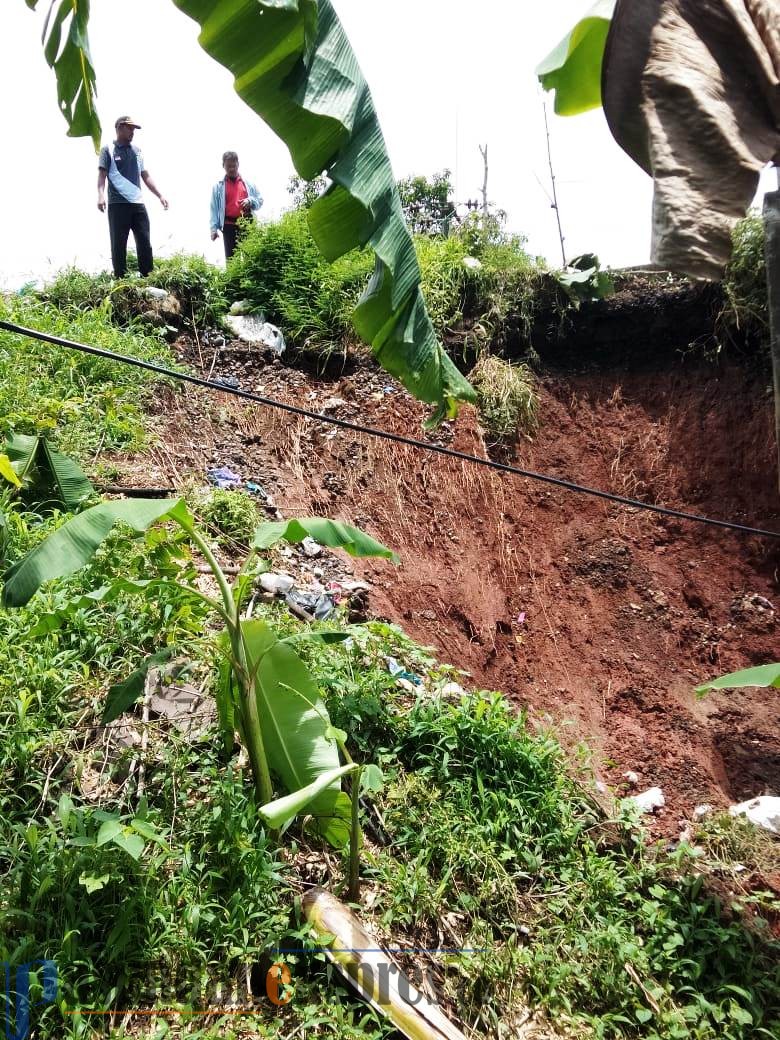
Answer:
[
  {"left": 253, "top": 517, "right": 397, "bottom": 561},
  {"left": 536, "top": 0, "right": 616, "bottom": 115},
  {"left": 259, "top": 763, "right": 357, "bottom": 831},
  {"left": 304, "top": 887, "right": 468, "bottom": 1040},
  {"left": 25, "top": 0, "right": 101, "bottom": 149},
  {"left": 696, "top": 662, "right": 780, "bottom": 696},
  {"left": 4, "top": 432, "right": 94, "bottom": 508},
  {"left": 2, "top": 498, "right": 188, "bottom": 607},
  {"left": 240, "top": 619, "right": 351, "bottom": 847}
]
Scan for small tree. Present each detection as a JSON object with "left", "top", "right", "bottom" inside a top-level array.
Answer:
[{"left": 397, "top": 170, "right": 456, "bottom": 237}]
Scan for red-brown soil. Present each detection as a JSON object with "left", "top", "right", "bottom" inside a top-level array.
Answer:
[{"left": 130, "top": 334, "right": 780, "bottom": 837}]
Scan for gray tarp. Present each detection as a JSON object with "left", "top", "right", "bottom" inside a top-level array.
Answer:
[{"left": 602, "top": 0, "right": 780, "bottom": 279}]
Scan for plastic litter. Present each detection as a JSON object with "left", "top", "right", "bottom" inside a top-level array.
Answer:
[
  {"left": 224, "top": 314, "right": 284, "bottom": 353},
  {"left": 259, "top": 572, "right": 295, "bottom": 595},
  {"left": 207, "top": 466, "right": 241, "bottom": 489},
  {"left": 228, "top": 299, "right": 254, "bottom": 316},
  {"left": 729, "top": 795, "right": 780, "bottom": 834},
  {"left": 144, "top": 286, "right": 168, "bottom": 300},
  {"left": 440, "top": 682, "right": 466, "bottom": 698},
  {"left": 385, "top": 656, "right": 422, "bottom": 685},
  {"left": 463, "top": 256, "right": 482, "bottom": 270},
  {"left": 629, "top": 787, "right": 666, "bottom": 813},
  {"left": 214, "top": 375, "right": 241, "bottom": 390},
  {"left": 301, "top": 536, "right": 322, "bottom": 558},
  {"left": 623, "top": 770, "right": 640, "bottom": 786},
  {"left": 285, "top": 588, "right": 337, "bottom": 621},
  {"left": 693, "top": 803, "right": 713, "bottom": 819}
]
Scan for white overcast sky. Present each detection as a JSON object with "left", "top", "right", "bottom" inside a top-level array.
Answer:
[{"left": 1, "top": 0, "right": 775, "bottom": 290}]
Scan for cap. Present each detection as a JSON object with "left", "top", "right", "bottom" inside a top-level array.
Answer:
[{"left": 115, "top": 116, "right": 142, "bottom": 129}]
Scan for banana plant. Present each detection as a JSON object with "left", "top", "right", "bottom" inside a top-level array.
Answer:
[
  {"left": 24, "top": 0, "right": 475, "bottom": 421},
  {"left": 2, "top": 499, "right": 396, "bottom": 886}
]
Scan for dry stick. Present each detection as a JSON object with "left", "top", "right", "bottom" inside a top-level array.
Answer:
[
  {"left": 479, "top": 143, "right": 489, "bottom": 218},
  {"left": 542, "top": 99, "right": 567, "bottom": 267},
  {"left": 624, "top": 962, "right": 662, "bottom": 1015}
]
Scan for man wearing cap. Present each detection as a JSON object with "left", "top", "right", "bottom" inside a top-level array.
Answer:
[
  {"left": 210, "top": 151, "right": 263, "bottom": 260},
  {"left": 97, "top": 117, "right": 169, "bottom": 278}
]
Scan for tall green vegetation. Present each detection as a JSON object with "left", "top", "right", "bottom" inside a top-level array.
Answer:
[{"left": 224, "top": 210, "right": 374, "bottom": 351}]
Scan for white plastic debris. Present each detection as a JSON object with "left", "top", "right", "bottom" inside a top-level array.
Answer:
[
  {"left": 223, "top": 315, "right": 285, "bottom": 355},
  {"left": 257, "top": 322, "right": 286, "bottom": 356},
  {"left": 629, "top": 787, "right": 666, "bottom": 813},
  {"left": 440, "top": 682, "right": 466, "bottom": 699},
  {"left": 623, "top": 770, "right": 640, "bottom": 786},
  {"left": 259, "top": 572, "right": 295, "bottom": 595},
  {"left": 729, "top": 796, "right": 780, "bottom": 834},
  {"left": 144, "top": 286, "right": 168, "bottom": 300},
  {"left": 462, "top": 256, "right": 482, "bottom": 270},
  {"left": 693, "top": 803, "right": 713, "bottom": 820},
  {"left": 301, "top": 536, "right": 322, "bottom": 558},
  {"left": 229, "top": 299, "right": 254, "bottom": 315}
]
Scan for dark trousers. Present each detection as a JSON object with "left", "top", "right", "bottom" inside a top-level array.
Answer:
[
  {"left": 222, "top": 219, "right": 247, "bottom": 261},
  {"left": 108, "top": 203, "right": 153, "bottom": 277}
]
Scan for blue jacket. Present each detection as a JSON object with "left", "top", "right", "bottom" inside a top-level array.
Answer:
[{"left": 210, "top": 176, "right": 263, "bottom": 232}]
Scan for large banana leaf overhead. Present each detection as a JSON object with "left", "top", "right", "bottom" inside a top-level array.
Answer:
[{"left": 23, "top": 0, "right": 475, "bottom": 419}]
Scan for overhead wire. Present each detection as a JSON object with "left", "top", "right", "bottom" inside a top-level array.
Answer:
[{"left": 1, "top": 317, "right": 779, "bottom": 541}]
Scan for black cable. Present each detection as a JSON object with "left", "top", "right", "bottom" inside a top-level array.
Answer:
[{"left": 2, "top": 317, "right": 779, "bottom": 541}]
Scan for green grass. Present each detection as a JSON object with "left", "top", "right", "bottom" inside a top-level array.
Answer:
[
  {"left": 717, "top": 212, "right": 769, "bottom": 352},
  {"left": 0, "top": 294, "right": 175, "bottom": 459}
]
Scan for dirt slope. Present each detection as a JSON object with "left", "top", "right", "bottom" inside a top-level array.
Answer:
[{"left": 135, "top": 332, "right": 780, "bottom": 835}]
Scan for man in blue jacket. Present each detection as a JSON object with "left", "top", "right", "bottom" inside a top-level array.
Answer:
[{"left": 210, "top": 152, "right": 263, "bottom": 260}]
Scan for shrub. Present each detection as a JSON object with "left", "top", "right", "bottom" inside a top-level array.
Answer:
[
  {"left": 147, "top": 253, "right": 227, "bottom": 327},
  {"left": 196, "top": 488, "right": 262, "bottom": 547}
]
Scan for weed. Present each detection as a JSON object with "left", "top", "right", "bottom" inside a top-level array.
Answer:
[{"left": 469, "top": 354, "right": 539, "bottom": 441}]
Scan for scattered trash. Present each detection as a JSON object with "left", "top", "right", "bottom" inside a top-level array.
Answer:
[
  {"left": 214, "top": 375, "right": 241, "bottom": 390},
  {"left": 440, "top": 682, "right": 466, "bottom": 699},
  {"left": 257, "top": 322, "right": 286, "bottom": 357},
  {"left": 228, "top": 299, "right": 255, "bottom": 316},
  {"left": 463, "top": 256, "right": 482, "bottom": 270},
  {"left": 629, "top": 787, "right": 666, "bottom": 813},
  {"left": 224, "top": 314, "right": 285, "bottom": 355},
  {"left": 301, "top": 536, "right": 322, "bottom": 558},
  {"left": 285, "top": 588, "right": 337, "bottom": 621},
  {"left": 693, "top": 803, "right": 713, "bottom": 819},
  {"left": 729, "top": 795, "right": 780, "bottom": 834},
  {"left": 385, "top": 656, "right": 422, "bottom": 685},
  {"left": 623, "top": 770, "right": 640, "bottom": 786},
  {"left": 259, "top": 572, "right": 295, "bottom": 595},
  {"left": 207, "top": 466, "right": 242, "bottom": 489},
  {"left": 144, "top": 286, "right": 169, "bottom": 300},
  {"left": 516, "top": 611, "right": 527, "bottom": 625},
  {"left": 245, "top": 480, "right": 269, "bottom": 501},
  {"left": 322, "top": 397, "right": 347, "bottom": 411}
]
